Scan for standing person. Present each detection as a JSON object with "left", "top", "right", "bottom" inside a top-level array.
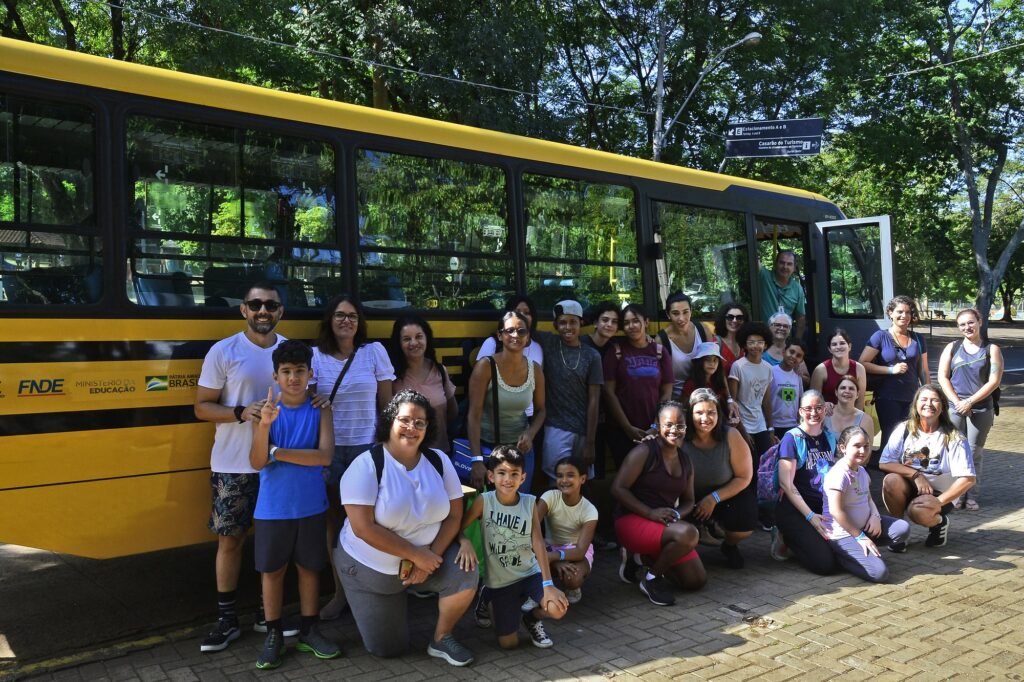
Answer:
[
  {"left": 824, "top": 375, "right": 874, "bottom": 445},
  {"left": 773, "top": 390, "right": 839, "bottom": 576},
  {"left": 728, "top": 322, "right": 775, "bottom": 462},
  {"left": 611, "top": 401, "right": 706, "bottom": 606},
  {"left": 602, "top": 304, "right": 674, "bottom": 468},
  {"left": 821, "top": 426, "right": 910, "bottom": 583},
  {"left": 811, "top": 328, "right": 866, "bottom": 408},
  {"left": 389, "top": 315, "right": 457, "bottom": 452},
  {"left": 467, "top": 311, "right": 546, "bottom": 491},
  {"left": 658, "top": 291, "right": 706, "bottom": 397},
  {"left": 249, "top": 342, "right": 339, "bottom": 669},
  {"left": 770, "top": 341, "right": 806, "bottom": 439},
  {"left": 758, "top": 250, "right": 806, "bottom": 339},
  {"left": 680, "top": 342, "right": 730, "bottom": 406},
  {"left": 879, "top": 384, "right": 976, "bottom": 549},
  {"left": 763, "top": 312, "right": 809, "bottom": 387},
  {"left": 195, "top": 283, "right": 295, "bottom": 652},
  {"left": 476, "top": 294, "right": 544, "bottom": 368},
  {"left": 536, "top": 300, "right": 603, "bottom": 482},
  {"left": 457, "top": 447, "right": 569, "bottom": 650},
  {"left": 334, "top": 391, "right": 478, "bottom": 666},
  {"left": 681, "top": 389, "right": 756, "bottom": 569},
  {"left": 312, "top": 294, "right": 395, "bottom": 621},
  {"left": 937, "top": 308, "right": 1003, "bottom": 511},
  {"left": 713, "top": 302, "right": 748, "bottom": 378},
  {"left": 859, "top": 295, "right": 929, "bottom": 454}
]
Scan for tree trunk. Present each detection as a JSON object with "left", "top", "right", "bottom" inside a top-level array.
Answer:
[
  {"left": 111, "top": 3, "right": 125, "bottom": 60},
  {"left": 998, "top": 283, "right": 1014, "bottom": 326},
  {"left": 49, "top": 0, "right": 76, "bottom": 51}
]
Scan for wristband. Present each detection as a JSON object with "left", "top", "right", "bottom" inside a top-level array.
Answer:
[
  {"left": 888, "top": 366, "right": 896, "bottom": 375},
  {"left": 541, "top": 579, "right": 554, "bottom": 588},
  {"left": 805, "top": 511, "right": 815, "bottom": 522},
  {"left": 558, "top": 549, "right": 566, "bottom": 561},
  {"left": 471, "top": 456, "right": 484, "bottom": 462},
  {"left": 268, "top": 445, "right": 278, "bottom": 463},
  {"left": 726, "top": 398, "right": 735, "bottom": 404},
  {"left": 911, "top": 471, "right": 922, "bottom": 481},
  {"left": 711, "top": 491, "right": 721, "bottom": 503},
  {"left": 650, "top": 422, "right": 657, "bottom": 430},
  {"left": 671, "top": 509, "right": 681, "bottom": 520},
  {"left": 856, "top": 531, "right": 867, "bottom": 541}
]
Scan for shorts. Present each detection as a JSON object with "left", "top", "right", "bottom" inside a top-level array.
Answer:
[
  {"left": 208, "top": 472, "right": 259, "bottom": 536},
  {"left": 541, "top": 426, "right": 592, "bottom": 480},
  {"left": 325, "top": 443, "right": 372, "bottom": 490},
  {"left": 614, "top": 514, "right": 699, "bottom": 566},
  {"left": 254, "top": 511, "right": 328, "bottom": 573},
  {"left": 692, "top": 486, "right": 758, "bottom": 533},
  {"left": 483, "top": 573, "right": 544, "bottom": 637},
  {"left": 550, "top": 543, "right": 594, "bottom": 569}
]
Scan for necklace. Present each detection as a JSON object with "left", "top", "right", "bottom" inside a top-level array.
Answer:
[{"left": 559, "top": 342, "right": 581, "bottom": 371}]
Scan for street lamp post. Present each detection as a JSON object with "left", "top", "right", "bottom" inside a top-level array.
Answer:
[{"left": 652, "top": 30, "right": 761, "bottom": 162}]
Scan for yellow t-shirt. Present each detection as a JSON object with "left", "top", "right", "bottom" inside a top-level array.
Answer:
[{"left": 541, "top": 490, "right": 598, "bottom": 546}]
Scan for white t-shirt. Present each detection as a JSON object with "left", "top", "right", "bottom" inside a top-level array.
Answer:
[
  {"left": 477, "top": 335, "right": 543, "bottom": 416},
  {"left": 729, "top": 357, "right": 773, "bottom": 433},
  {"left": 770, "top": 364, "right": 803, "bottom": 429},
  {"left": 879, "top": 425, "right": 975, "bottom": 493},
  {"left": 312, "top": 342, "right": 395, "bottom": 447},
  {"left": 541, "top": 489, "right": 598, "bottom": 547},
  {"left": 338, "top": 446, "right": 463, "bottom": 574},
  {"left": 198, "top": 331, "right": 286, "bottom": 474}
]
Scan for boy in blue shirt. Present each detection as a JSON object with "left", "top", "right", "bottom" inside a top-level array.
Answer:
[{"left": 249, "top": 340, "right": 338, "bottom": 669}]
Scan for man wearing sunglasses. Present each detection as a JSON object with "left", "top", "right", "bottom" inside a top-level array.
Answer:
[{"left": 195, "top": 283, "right": 289, "bottom": 653}]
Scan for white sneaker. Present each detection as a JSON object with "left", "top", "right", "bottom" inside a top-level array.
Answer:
[
  {"left": 566, "top": 588, "right": 582, "bottom": 604},
  {"left": 520, "top": 597, "right": 539, "bottom": 612}
]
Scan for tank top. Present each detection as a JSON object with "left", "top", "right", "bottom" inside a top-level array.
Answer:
[
  {"left": 823, "top": 410, "right": 864, "bottom": 434},
  {"left": 619, "top": 440, "right": 691, "bottom": 516},
  {"left": 480, "top": 490, "right": 539, "bottom": 588},
  {"left": 950, "top": 342, "right": 993, "bottom": 411},
  {"left": 479, "top": 358, "right": 534, "bottom": 445},
  {"left": 682, "top": 436, "right": 734, "bottom": 502},
  {"left": 821, "top": 358, "right": 860, "bottom": 404},
  {"left": 666, "top": 324, "right": 700, "bottom": 396}
]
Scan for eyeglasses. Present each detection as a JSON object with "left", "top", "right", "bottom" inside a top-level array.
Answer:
[
  {"left": 661, "top": 422, "right": 686, "bottom": 432},
  {"left": 245, "top": 299, "right": 282, "bottom": 312},
  {"left": 746, "top": 339, "right": 766, "bottom": 347},
  {"left": 396, "top": 416, "right": 428, "bottom": 430},
  {"left": 800, "top": 405, "right": 826, "bottom": 413},
  {"left": 332, "top": 312, "right": 359, "bottom": 322},
  {"left": 501, "top": 328, "right": 529, "bottom": 337},
  {"left": 771, "top": 323, "right": 791, "bottom": 329},
  {"left": 725, "top": 314, "right": 745, "bottom": 322}
]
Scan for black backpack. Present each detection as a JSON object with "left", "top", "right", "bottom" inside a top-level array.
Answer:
[{"left": 370, "top": 443, "right": 444, "bottom": 484}]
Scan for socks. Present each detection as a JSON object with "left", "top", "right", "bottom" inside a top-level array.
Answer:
[
  {"left": 217, "top": 590, "right": 237, "bottom": 623},
  {"left": 264, "top": 618, "right": 282, "bottom": 635},
  {"left": 300, "top": 614, "right": 318, "bottom": 635}
]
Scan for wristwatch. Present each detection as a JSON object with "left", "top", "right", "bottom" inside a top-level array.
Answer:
[
  {"left": 268, "top": 445, "right": 279, "bottom": 463},
  {"left": 233, "top": 405, "right": 246, "bottom": 423}
]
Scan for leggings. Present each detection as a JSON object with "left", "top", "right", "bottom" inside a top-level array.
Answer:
[
  {"left": 949, "top": 409, "right": 993, "bottom": 501},
  {"left": 775, "top": 498, "right": 836, "bottom": 576},
  {"left": 828, "top": 515, "right": 910, "bottom": 583}
]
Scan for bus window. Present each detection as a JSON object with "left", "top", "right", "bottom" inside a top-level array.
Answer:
[
  {"left": 655, "top": 201, "right": 747, "bottom": 316},
  {"left": 126, "top": 116, "right": 338, "bottom": 308},
  {"left": 523, "top": 174, "right": 640, "bottom": 310},
  {"left": 355, "top": 149, "right": 512, "bottom": 311},
  {"left": 823, "top": 222, "right": 886, "bottom": 318},
  {"left": 0, "top": 94, "right": 101, "bottom": 306}
]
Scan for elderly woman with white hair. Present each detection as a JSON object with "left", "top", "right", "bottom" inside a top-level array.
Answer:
[{"left": 763, "top": 311, "right": 809, "bottom": 388}]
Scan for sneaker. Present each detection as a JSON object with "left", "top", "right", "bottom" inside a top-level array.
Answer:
[
  {"left": 427, "top": 634, "right": 474, "bottom": 666},
  {"left": 520, "top": 597, "right": 539, "bottom": 613},
  {"left": 523, "top": 614, "right": 554, "bottom": 648},
  {"left": 964, "top": 499, "right": 980, "bottom": 512},
  {"left": 566, "top": 588, "right": 582, "bottom": 604},
  {"left": 618, "top": 547, "right": 642, "bottom": 584},
  {"left": 295, "top": 625, "right": 341, "bottom": 660},
  {"left": 639, "top": 574, "right": 675, "bottom": 607},
  {"left": 888, "top": 540, "right": 908, "bottom": 553},
  {"left": 770, "top": 527, "right": 791, "bottom": 561},
  {"left": 592, "top": 533, "right": 618, "bottom": 551},
  {"left": 254, "top": 618, "right": 300, "bottom": 637},
  {"left": 721, "top": 543, "right": 745, "bottom": 569},
  {"left": 474, "top": 590, "right": 492, "bottom": 628},
  {"left": 200, "top": 618, "right": 240, "bottom": 652},
  {"left": 925, "top": 513, "right": 950, "bottom": 547},
  {"left": 255, "top": 629, "right": 285, "bottom": 669}
]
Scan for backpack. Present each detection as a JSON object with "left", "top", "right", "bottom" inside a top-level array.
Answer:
[
  {"left": 756, "top": 427, "right": 837, "bottom": 510},
  {"left": 614, "top": 339, "right": 665, "bottom": 362},
  {"left": 951, "top": 339, "right": 1001, "bottom": 416},
  {"left": 370, "top": 442, "right": 444, "bottom": 485}
]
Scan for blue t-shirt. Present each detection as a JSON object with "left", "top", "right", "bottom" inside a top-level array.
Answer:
[
  {"left": 255, "top": 399, "right": 328, "bottom": 520},
  {"left": 866, "top": 330, "right": 926, "bottom": 402}
]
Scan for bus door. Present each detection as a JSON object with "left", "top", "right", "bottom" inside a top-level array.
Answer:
[
  {"left": 813, "top": 216, "right": 894, "bottom": 356},
  {"left": 752, "top": 218, "right": 810, "bottom": 338}
]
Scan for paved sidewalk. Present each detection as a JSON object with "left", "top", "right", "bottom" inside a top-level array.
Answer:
[{"left": 13, "top": 402, "right": 1024, "bottom": 681}]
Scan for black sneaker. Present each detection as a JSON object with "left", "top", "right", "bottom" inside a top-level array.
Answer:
[
  {"left": 427, "top": 634, "right": 475, "bottom": 666},
  {"left": 639, "top": 574, "right": 675, "bottom": 606},
  {"left": 888, "top": 540, "right": 908, "bottom": 554},
  {"left": 618, "top": 547, "right": 642, "bottom": 584},
  {"left": 254, "top": 618, "right": 300, "bottom": 637},
  {"left": 255, "top": 629, "right": 285, "bottom": 669},
  {"left": 925, "top": 514, "right": 950, "bottom": 547},
  {"left": 200, "top": 618, "right": 240, "bottom": 652},
  {"left": 295, "top": 625, "right": 341, "bottom": 660},
  {"left": 522, "top": 614, "right": 554, "bottom": 648},
  {"left": 721, "top": 543, "right": 745, "bottom": 569}
]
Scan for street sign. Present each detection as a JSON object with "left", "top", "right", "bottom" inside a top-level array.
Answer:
[{"left": 724, "top": 118, "right": 823, "bottom": 158}]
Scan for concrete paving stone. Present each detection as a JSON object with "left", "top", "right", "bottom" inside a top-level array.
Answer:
[
  {"left": 134, "top": 663, "right": 170, "bottom": 682},
  {"left": 164, "top": 668, "right": 200, "bottom": 682}
]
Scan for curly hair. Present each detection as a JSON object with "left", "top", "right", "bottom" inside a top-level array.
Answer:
[
  {"left": 272, "top": 339, "right": 313, "bottom": 372},
  {"left": 737, "top": 321, "right": 772, "bottom": 348},
  {"left": 886, "top": 295, "right": 920, "bottom": 325},
  {"left": 486, "top": 444, "right": 525, "bottom": 471},
  {"left": 374, "top": 389, "right": 438, "bottom": 451},
  {"left": 714, "top": 302, "right": 750, "bottom": 338}
]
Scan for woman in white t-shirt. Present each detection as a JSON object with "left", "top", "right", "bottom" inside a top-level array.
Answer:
[
  {"left": 333, "top": 390, "right": 477, "bottom": 665},
  {"left": 311, "top": 294, "right": 395, "bottom": 620}
]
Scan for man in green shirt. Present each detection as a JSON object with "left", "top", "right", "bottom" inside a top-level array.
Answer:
[{"left": 759, "top": 250, "right": 806, "bottom": 338}]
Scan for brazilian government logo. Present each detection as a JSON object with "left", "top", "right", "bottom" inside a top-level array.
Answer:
[{"left": 146, "top": 376, "right": 169, "bottom": 392}]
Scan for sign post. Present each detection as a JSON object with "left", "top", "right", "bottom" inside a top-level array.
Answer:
[{"left": 724, "top": 118, "right": 824, "bottom": 158}]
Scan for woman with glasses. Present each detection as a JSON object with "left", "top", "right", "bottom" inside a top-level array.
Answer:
[
  {"left": 811, "top": 328, "right": 866, "bottom": 409},
  {"left": 937, "top": 308, "right": 1003, "bottom": 511},
  {"left": 389, "top": 315, "right": 457, "bottom": 453},
  {"left": 762, "top": 311, "right": 810, "bottom": 387},
  {"left": 333, "top": 390, "right": 478, "bottom": 666},
  {"left": 312, "top": 294, "right": 395, "bottom": 620},
  {"left": 859, "top": 295, "right": 929, "bottom": 452},
  {"left": 774, "top": 390, "right": 839, "bottom": 575},
  {"left": 467, "top": 310, "right": 547, "bottom": 491},
  {"left": 680, "top": 389, "right": 755, "bottom": 569},
  {"left": 602, "top": 304, "right": 674, "bottom": 468}
]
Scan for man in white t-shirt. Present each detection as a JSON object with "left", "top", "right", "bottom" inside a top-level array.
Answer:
[{"left": 195, "top": 283, "right": 287, "bottom": 653}]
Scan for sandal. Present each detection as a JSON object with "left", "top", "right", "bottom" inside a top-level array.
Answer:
[{"left": 964, "top": 499, "right": 980, "bottom": 511}]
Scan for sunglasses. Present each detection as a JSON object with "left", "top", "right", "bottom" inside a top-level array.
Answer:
[
  {"left": 725, "top": 314, "right": 745, "bottom": 322},
  {"left": 501, "top": 328, "right": 529, "bottom": 337},
  {"left": 245, "top": 299, "right": 282, "bottom": 312}
]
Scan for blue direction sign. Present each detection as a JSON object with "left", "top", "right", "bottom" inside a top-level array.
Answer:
[{"left": 725, "top": 118, "right": 824, "bottom": 158}]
